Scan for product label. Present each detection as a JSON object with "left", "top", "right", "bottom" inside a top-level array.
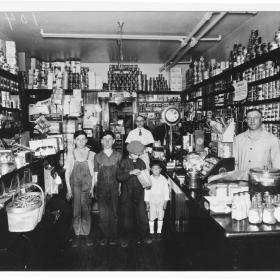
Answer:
[{"left": 233, "top": 80, "right": 248, "bottom": 101}]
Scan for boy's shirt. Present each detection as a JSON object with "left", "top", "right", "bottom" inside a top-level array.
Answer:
[{"left": 144, "top": 174, "right": 170, "bottom": 203}]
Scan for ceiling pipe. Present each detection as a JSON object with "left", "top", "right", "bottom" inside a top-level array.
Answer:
[
  {"left": 200, "top": 35, "right": 222, "bottom": 41},
  {"left": 40, "top": 28, "right": 190, "bottom": 42},
  {"left": 164, "top": 12, "right": 227, "bottom": 71},
  {"left": 159, "top": 12, "right": 213, "bottom": 72}
]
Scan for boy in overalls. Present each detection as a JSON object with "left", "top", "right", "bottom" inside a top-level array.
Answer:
[
  {"left": 117, "top": 140, "right": 151, "bottom": 247},
  {"left": 94, "top": 130, "right": 122, "bottom": 246},
  {"left": 65, "top": 130, "right": 95, "bottom": 247}
]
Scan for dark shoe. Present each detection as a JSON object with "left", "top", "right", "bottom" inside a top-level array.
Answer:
[
  {"left": 109, "top": 239, "right": 118, "bottom": 246},
  {"left": 120, "top": 239, "right": 129, "bottom": 248},
  {"left": 99, "top": 238, "right": 108, "bottom": 246},
  {"left": 156, "top": 233, "right": 162, "bottom": 240},
  {"left": 143, "top": 236, "right": 153, "bottom": 244},
  {"left": 86, "top": 235, "right": 93, "bottom": 247},
  {"left": 71, "top": 236, "right": 80, "bottom": 248},
  {"left": 151, "top": 233, "right": 157, "bottom": 241}
]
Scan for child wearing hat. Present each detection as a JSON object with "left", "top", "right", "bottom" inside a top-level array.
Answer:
[
  {"left": 145, "top": 160, "right": 170, "bottom": 240},
  {"left": 65, "top": 130, "right": 95, "bottom": 247},
  {"left": 117, "top": 140, "right": 151, "bottom": 247}
]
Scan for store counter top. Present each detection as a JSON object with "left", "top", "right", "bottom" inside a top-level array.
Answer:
[{"left": 167, "top": 168, "right": 280, "bottom": 239}]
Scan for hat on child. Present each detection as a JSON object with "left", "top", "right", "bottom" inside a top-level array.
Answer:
[{"left": 127, "top": 140, "right": 145, "bottom": 155}]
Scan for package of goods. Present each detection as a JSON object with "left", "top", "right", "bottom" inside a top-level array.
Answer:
[
  {"left": 62, "top": 95, "right": 71, "bottom": 114},
  {"left": 83, "top": 115, "right": 98, "bottom": 128},
  {"left": 6, "top": 184, "right": 44, "bottom": 232},
  {"left": 47, "top": 72, "right": 54, "bottom": 89},
  {"left": 69, "top": 97, "right": 82, "bottom": 116},
  {"left": 52, "top": 88, "right": 63, "bottom": 105},
  {"left": 48, "top": 122, "right": 61, "bottom": 134},
  {"left": 29, "top": 138, "right": 59, "bottom": 156},
  {"left": 217, "top": 142, "right": 233, "bottom": 158},
  {"left": 137, "top": 169, "right": 152, "bottom": 188},
  {"left": 183, "top": 133, "right": 194, "bottom": 152},
  {"left": 29, "top": 98, "right": 51, "bottom": 117},
  {"left": 203, "top": 196, "right": 232, "bottom": 214},
  {"left": 73, "top": 89, "right": 82, "bottom": 99},
  {"left": 98, "top": 91, "right": 110, "bottom": 98},
  {"left": 30, "top": 57, "right": 37, "bottom": 69}
]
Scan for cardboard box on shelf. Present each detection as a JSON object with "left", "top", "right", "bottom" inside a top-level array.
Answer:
[{"left": 88, "top": 71, "right": 96, "bottom": 89}]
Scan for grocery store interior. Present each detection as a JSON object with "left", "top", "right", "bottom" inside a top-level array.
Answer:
[{"left": 2, "top": 3, "right": 280, "bottom": 271}]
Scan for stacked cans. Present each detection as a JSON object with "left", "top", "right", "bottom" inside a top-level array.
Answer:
[
  {"left": 246, "top": 103, "right": 280, "bottom": 121},
  {"left": 247, "top": 80, "right": 280, "bottom": 101},
  {"left": 108, "top": 64, "right": 140, "bottom": 91},
  {"left": 244, "top": 60, "right": 279, "bottom": 83}
]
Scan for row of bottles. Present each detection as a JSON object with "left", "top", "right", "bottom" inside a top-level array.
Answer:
[
  {"left": 248, "top": 192, "right": 280, "bottom": 225},
  {"left": 231, "top": 191, "right": 251, "bottom": 220},
  {"left": 232, "top": 191, "right": 280, "bottom": 225}
]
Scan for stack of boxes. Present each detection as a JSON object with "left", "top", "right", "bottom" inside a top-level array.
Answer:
[{"left": 5, "top": 41, "right": 18, "bottom": 74}]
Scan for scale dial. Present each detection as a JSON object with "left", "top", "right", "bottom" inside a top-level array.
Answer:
[{"left": 162, "top": 106, "right": 180, "bottom": 126}]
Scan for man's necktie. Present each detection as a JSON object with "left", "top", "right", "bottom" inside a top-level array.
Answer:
[{"left": 139, "top": 129, "right": 142, "bottom": 136}]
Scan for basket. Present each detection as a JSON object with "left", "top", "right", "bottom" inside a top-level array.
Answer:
[
  {"left": 6, "top": 184, "right": 45, "bottom": 232},
  {"left": 137, "top": 169, "right": 152, "bottom": 188}
]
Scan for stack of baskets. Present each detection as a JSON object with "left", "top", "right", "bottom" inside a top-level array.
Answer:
[{"left": 6, "top": 184, "right": 45, "bottom": 232}]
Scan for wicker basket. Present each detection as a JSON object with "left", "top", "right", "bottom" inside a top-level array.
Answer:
[
  {"left": 6, "top": 184, "right": 45, "bottom": 232},
  {"left": 137, "top": 169, "right": 152, "bottom": 188}
]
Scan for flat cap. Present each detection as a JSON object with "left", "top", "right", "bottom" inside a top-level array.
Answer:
[{"left": 127, "top": 140, "right": 145, "bottom": 155}]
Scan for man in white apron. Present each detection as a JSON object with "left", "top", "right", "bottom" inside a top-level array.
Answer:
[{"left": 125, "top": 115, "right": 154, "bottom": 168}]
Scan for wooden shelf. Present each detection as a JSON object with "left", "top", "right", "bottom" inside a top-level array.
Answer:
[
  {"left": 0, "top": 127, "right": 22, "bottom": 138},
  {"left": 138, "top": 101, "right": 181, "bottom": 103},
  {"left": 0, "top": 150, "right": 65, "bottom": 180},
  {"left": 248, "top": 72, "right": 280, "bottom": 87},
  {"left": 0, "top": 68, "right": 19, "bottom": 82},
  {"left": 138, "top": 90, "right": 181, "bottom": 94},
  {"left": 263, "top": 121, "right": 280, "bottom": 124},
  {"left": 184, "top": 47, "right": 280, "bottom": 93},
  {"left": 0, "top": 106, "right": 22, "bottom": 113}
]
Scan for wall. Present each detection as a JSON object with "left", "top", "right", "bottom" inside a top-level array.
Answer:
[{"left": 204, "top": 12, "right": 280, "bottom": 61}]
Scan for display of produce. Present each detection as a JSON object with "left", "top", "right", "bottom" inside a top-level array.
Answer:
[{"left": 9, "top": 192, "right": 41, "bottom": 209}]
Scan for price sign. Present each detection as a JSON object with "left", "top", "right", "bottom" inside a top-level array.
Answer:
[{"left": 233, "top": 80, "right": 248, "bottom": 102}]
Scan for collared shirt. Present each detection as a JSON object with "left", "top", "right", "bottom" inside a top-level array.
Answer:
[
  {"left": 233, "top": 129, "right": 280, "bottom": 171},
  {"left": 144, "top": 174, "right": 170, "bottom": 203},
  {"left": 125, "top": 127, "right": 154, "bottom": 146},
  {"left": 64, "top": 147, "right": 95, "bottom": 177}
]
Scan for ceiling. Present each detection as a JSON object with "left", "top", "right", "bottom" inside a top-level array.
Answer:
[{"left": 0, "top": 11, "right": 256, "bottom": 65}]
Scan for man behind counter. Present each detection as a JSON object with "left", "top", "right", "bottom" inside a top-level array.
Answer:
[
  {"left": 125, "top": 115, "right": 155, "bottom": 168},
  {"left": 233, "top": 108, "right": 280, "bottom": 171}
]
